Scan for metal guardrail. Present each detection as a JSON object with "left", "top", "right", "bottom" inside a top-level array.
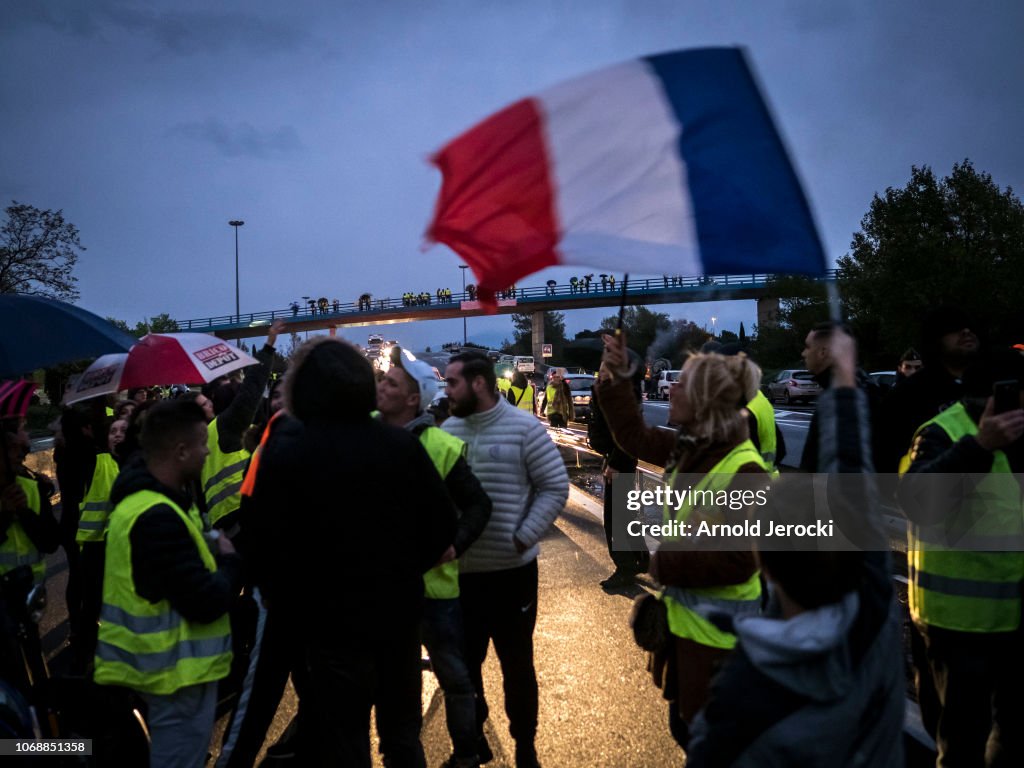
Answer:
[{"left": 178, "top": 270, "right": 838, "bottom": 332}]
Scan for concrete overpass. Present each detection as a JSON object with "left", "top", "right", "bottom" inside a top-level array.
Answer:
[{"left": 179, "top": 270, "right": 836, "bottom": 358}]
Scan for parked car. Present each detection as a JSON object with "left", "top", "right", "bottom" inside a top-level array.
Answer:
[
  {"left": 512, "top": 355, "right": 535, "bottom": 373},
  {"left": 656, "top": 370, "right": 681, "bottom": 400},
  {"left": 766, "top": 369, "right": 821, "bottom": 404},
  {"left": 867, "top": 370, "right": 897, "bottom": 392},
  {"left": 563, "top": 373, "right": 595, "bottom": 421}
]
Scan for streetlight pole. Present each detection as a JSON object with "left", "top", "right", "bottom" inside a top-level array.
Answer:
[
  {"left": 459, "top": 264, "right": 469, "bottom": 346},
  {"left": 228, "top": 220, "right": 244, "bottom": 322}
]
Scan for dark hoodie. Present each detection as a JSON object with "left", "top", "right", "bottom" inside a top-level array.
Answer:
[
  {"left": 242, "top": 338, "right": 457, "bottom": 635},
  {"left": 688, "top": 388, "right": 904, "bottom": 767},
  {"left": 109, "top": 457, "right": 243, "bottom": 624}
]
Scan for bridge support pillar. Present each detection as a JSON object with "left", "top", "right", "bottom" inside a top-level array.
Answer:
[
  {"left": 531, "top": 311, "right": 545, "bottom": 363},
  {"left": 756, "top": 297, "right": 780, "bottom": 330}
]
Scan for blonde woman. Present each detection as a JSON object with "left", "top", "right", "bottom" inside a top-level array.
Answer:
[{"left": 595, "top": 332, "right": 769, "bottom": 753}]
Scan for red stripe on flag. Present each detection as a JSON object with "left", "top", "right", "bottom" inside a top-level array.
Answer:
[{"left": 427, "top": 98, "right": 560, "bottom": 310}]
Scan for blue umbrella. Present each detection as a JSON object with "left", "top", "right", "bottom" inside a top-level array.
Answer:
[{"left": 0, "top": 294, "right": 138, "bottom": 377}]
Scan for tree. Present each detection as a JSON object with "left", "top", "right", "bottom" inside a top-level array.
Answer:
[
  {"left": 508, "top": 311, "right": 567, "bottom": 357},
  {"left": 1, "top": 201, "right": 84, "bottom": 301},
  {"left": 739, "top": 322, "right": 747, "bottom": 344},
  {"left": 599, "top": 306, "right": 671, "bottom": 360},
  {"left": 838, "top": 161, "right": 1024, "bottom": 365},
  {"left": 135, "top": 313, "right": 178, "bottom": 336}
]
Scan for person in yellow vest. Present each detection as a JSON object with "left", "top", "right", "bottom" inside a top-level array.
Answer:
[
  {"left": 595, "top": 336, "right": 768, "bottom": 753},
  {"left": 72, "top": 417, "right": 127, "bottom": 673},
  {"left": 898, "top": 349, "right": 1024, "bottom": 766},
  {"left": 544, "top": 369, "right": 572, "bottom": 427},
  {"left": 192, "top": 319, "right": 284, "bottom": 535},
  {"left": 94, "top": 400, "right": 243, "bottom": 767},
  {"left": 377, "top": 353, "right": 492, "bottom": 768},
  {"left": 1, "top": 418, "right": 59, "bottom": 587},
  {"left": 0, "top": 418, "right": 59, "bottom": 692},
  {"left": 506, "top": 371, "right": 535, "bottom": 414}
]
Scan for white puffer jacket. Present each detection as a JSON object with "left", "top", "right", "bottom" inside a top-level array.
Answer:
[{"left": 443, "top": 398, "right": 569, "bottom": 573}]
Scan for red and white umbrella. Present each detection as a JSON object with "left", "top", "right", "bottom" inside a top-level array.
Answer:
[{"left": 64, "top": 333, "right": 258, "bottom": 405}]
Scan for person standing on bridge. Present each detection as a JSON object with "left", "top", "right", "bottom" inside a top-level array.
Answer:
[
  {"left": 377, "top": 352, "right": 493, "bottom": 768},
  {"left": 442, "top": 351, "right": 568, "bottom": 768}
]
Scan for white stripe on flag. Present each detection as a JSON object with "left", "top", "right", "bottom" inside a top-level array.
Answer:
[{"left": 536, "top": 60, "right": 701, "bottom": 275}]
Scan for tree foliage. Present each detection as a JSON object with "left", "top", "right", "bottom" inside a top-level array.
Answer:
[
  {"left": 106, "top": 313, "right": 179, "bottom": 338},
  {"left": 1, "top": 202, "right": 84, "bottom": 301},
  {"left": 838, "top": 161, "right": 1024, "bottom": 362},
  {"left": 599, "top": 305, "right": 671, "bottom": 360}
]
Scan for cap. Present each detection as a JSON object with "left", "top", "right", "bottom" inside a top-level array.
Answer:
[{"left": 397, "top": 358, "right": 439, "bottom": 412}]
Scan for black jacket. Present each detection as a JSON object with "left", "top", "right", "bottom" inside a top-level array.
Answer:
[
  {"left": 109, "top": 458, "right": 243, "bottom": 624},
  {"left": 243, "top": 414, "right": 457, "bottom": 634}
]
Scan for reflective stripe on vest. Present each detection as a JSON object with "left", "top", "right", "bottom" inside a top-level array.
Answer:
[
  {"left": 746, "top": 390, "right": 778, "bottom": 472},
  {"left": 76, "top": 453, "right": 119, "bottom": 544},
  {"left": 94, "top": 489, "right": 232, "bottom": 695},
  {"left": 905, "top": 402, "right": 1024, "bottom": 632},
  {"left": 201, "top": 418, "right": 250, "bottom": 527},
  {"left": 510, "top": 386, "right": 534, "bottom": 411},
  {"left": 0, "top": 476, "right": 45, "bottom": 584},
  {"left": 419, "top": 427, "right": 466, "bottom": 600},
  {"left": 661, "top": 440, "right": 767, "bottom": 649}
]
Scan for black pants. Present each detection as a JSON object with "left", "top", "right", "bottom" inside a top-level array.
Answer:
[
  {"left": 216, "top": 597, "right": 297, "bottom": 767},
  {"left": 459, "top": 560, "right": 539, "bottom": 747},
  {"left": 602, "top": 472, "right": 649, "bottom": 575},
  {"left": 547, "top": 414, "right": 566, "bottom": 428},
  {"left": 919, "top": 623, "right": 1024, "bottom": 767},
  {"left": 300, "top": 621, "right": 425, "bottom": 768}
]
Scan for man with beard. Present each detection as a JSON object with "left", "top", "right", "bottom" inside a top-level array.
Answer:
[{"left": 441, "top": 351, "right": 568, "bottom": 768}]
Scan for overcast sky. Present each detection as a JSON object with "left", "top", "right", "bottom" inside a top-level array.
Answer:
[{"left": 3, "top": 0, "right": 1022, "bottom": 352}]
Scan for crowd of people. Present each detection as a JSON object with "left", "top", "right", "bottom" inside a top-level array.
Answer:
[{"left": 1, "top": 304, "right": 1022, "bottom": 767}]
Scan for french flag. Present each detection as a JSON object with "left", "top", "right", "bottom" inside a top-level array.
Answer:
[{"left": 427, "top": 47, "right": 826, "bottom": 307}]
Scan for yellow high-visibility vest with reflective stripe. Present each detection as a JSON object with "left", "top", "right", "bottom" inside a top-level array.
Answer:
[
  {"left": 661, "top": 440, "right": 767, "bottom": 649},
  {"left": 509, "top": 385, "right": 534, "bottom": 411},
  {"left": 201, "top": 418, "right": 249, "bottom": 528},
  {"left": 76, "top": 453, "right": 119, "bottom": 544},
  {"left": 94, "top": 489, "right": 232, "bottom": 695},
  {"left": 905, "top": 402, "right": 1024, "bottom": 632},
  {"left": 419, "top": 427, "right": 466, "bottom": 600},
  {"left": 746, "top": 390, "right": 778, "bottom": 474},
  {"left": 0, "top": 476, "right": 45, "bottom": 584}
]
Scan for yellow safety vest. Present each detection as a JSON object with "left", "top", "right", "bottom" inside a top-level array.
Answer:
[
  {"left": 904, "top": 402, "right": 1024, "bottom": 632},
  {"left": 201, "top": 418, "right": 250, "bottom": 528},
  {"left": 0, "top": 476, "right": 45, "bottom": 584},
  {"left": 419, "top": 427, "right": 467, "bottom": 600},
  {"left": 94, "top": 489, "right": 232, "bottom": 695},
  {"left": 746, "top": 390, "right": 778, "bottom": 474},
  {"left": 661, "top": 441, "right": 767, "bottom": 649},
  {"left": 497, "top": 378, "right": 511, "bottom": 395},
  {"left": 509, "top": 385, "right": 534, "bottom": 411},
  {"left": 76, "top": 453, "right": 119, "bottom": 544}
]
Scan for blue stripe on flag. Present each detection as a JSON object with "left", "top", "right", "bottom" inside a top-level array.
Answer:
[{"left": 645, "top": 48, "right": 826, "bottom": 276}]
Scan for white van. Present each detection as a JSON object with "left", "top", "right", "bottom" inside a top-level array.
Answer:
[
  {"left": 512, "top": 356, "right": 535, "bottom": 373},
  {"left": 656, "top": 370, "right": 681, "bottom": 400}
]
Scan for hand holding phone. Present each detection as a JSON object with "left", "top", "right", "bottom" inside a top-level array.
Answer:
[{"left": 993, "top": 380, "right": 1020, "bottom": 414}]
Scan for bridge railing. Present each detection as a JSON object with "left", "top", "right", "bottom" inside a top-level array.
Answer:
[{"left": 178, "top": 270, "right": 836, "bottom": 332}]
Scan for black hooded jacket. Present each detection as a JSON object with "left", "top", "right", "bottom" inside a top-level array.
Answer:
[{"left": 109, "top": 457, "right": 243, "bottom": 624}]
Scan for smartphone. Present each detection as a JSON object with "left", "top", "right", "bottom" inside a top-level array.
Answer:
[{"left": 993, "top": 379, "right": 1020, "bottom": 414}]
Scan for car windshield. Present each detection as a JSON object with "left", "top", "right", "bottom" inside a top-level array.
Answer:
[{"left": 566, "top": 378, "right": 593, "bottom": 391}]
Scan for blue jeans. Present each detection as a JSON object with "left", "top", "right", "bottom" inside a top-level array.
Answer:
[{"left": 422, "top": 597, "right": 479, "bottom": 759}]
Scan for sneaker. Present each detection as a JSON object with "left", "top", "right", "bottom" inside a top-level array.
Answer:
[
  {"left": 477, "top": 736, "right": 494, "bottom": 765},
  {"left": 600, "top": 570, "right": 635, "bottom": 589}
]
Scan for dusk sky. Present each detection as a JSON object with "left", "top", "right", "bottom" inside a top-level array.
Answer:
[{"left": 3, "top": 1, "right": 1022, "bottom": 353}]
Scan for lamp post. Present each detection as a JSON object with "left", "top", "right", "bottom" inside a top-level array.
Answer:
[
  {"left": 228, "top": 220, "right": 244, "bottom": 322},
  {"left": 710, "top": 316, "right": 717, "bottom": 338},
  {"left": 459, "top": 264, "right": 469, "bottom": 346}
]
